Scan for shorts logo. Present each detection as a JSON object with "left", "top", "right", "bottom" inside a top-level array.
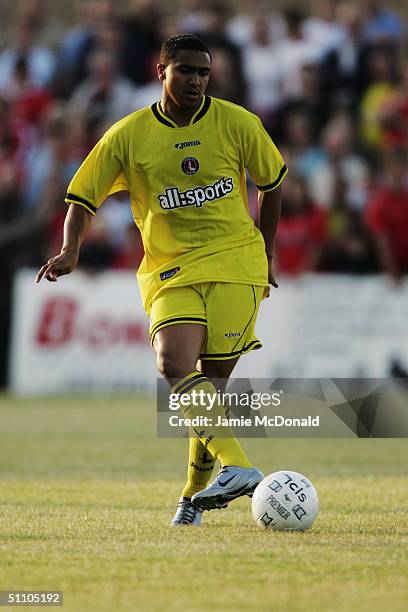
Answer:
[
  {"left": 160, "top": 266, "right": 180, "bottom": 281},
  {"left": 158, "top": 177, "right": 234, "bottom": 210},
  {"left": 181, "top": 157, "right": 199, "bottom": 175},
  {"left": 224, "top": 332, "right": 241, "bottom": 338},
  {"left": 174, "top": 140, "right": 201, "bottom": 150}
]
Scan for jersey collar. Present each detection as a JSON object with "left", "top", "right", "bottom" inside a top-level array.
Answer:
[{"left": 151, "top": 95, "right": 211, "bottom": 128}]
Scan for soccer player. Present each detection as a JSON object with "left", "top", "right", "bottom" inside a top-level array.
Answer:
[{"left": 36, "top": 34, "right": 287, "bottom": 526}]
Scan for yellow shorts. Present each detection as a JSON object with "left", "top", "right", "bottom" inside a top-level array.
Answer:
[{"left": 149, "top": 282, "right": 265, "bottom": 360}]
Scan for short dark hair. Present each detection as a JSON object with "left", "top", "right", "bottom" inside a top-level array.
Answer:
[{"left": 159, "top": 34, "right": 211, "bottom": 65}]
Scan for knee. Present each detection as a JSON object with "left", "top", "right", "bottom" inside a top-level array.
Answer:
[{"left": 157, "top": 349, "right": 190, "bottom": 381}]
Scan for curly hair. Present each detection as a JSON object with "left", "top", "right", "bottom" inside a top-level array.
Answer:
[{"left": 159, "top": 34, "right": 211, "bottom": 65}]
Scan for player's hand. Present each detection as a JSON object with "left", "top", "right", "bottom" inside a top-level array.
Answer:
[
  {"left": 35, "top": 250, "right": 79, "bottom": 283},
  {"left": 267, "top": 257, "right": 278, "bottom": 289}
]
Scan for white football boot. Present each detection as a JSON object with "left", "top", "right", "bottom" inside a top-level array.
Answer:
[
  {"left": 191, "top": 466, "right": 264, "bottom": 511},
  {"left": 171, "top": 497, "right": 203, "bottom": 526}
]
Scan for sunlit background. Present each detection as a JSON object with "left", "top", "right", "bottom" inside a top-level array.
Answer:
[{"left": 1, "top": 0, "right": 407, "bottom": 392}]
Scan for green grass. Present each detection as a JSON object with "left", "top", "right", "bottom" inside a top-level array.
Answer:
[{"left": 1, "top": 395, "right": 408, "bottom": 612}]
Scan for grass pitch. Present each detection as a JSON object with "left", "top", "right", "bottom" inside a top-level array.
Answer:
[{"left": 1, "top": 394, "right": 408, "bottom": 612}]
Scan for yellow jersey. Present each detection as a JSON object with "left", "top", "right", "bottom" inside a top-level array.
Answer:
[{"left": 65, "top": 95, "right": 287, "bottom": 312}]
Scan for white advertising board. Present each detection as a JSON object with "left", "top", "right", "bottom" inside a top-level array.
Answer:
[
  {"left": 9, "top": 271, "right": 408, "bottom": 393},
  {"left": 236, "top": 275, "right": 408, "bottom": 379},
  {"left": 10, "top": 269, "right": 156, "bottom": 394}
]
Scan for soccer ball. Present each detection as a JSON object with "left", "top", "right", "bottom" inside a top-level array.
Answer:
[{"left": 252, "top": 470, "right": 319, "bottom": 531}]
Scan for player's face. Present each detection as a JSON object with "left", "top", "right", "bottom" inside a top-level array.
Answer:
[{"left": 159, "top": 50, "right": 211, "bottom": 109}]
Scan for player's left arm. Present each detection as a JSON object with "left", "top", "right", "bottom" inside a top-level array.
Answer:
[
  {"left": 36, "top": 204, "right": 92, "bottom": 283},
  {"left": 242, "top": 114, "right": 287, "bottom": 287},
  {"left": 36, "top": 131, "right": 127, "bottom": 283},
  {"left": 258, "top": 186, "right": 282, "bottom": 288}
]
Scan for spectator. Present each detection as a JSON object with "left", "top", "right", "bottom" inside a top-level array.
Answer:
[
  {"left": 0, "top": 96, "right": 32, "bottom": 197},
  {"left": 309, "top": 114, "right": 370, "bottom": 209},
  {"left": 281, "top": 111, "right": 325, "bottom": 182},
  {"left": 274, "top": 63, "right": 330, "bottom": 141},
  {"left": 226, "top": 0, "right": 287, "bottom": 49},
  {"left": 241, "top": 18, "right": 282, "bottom": 122},
  {"left": 366, "top": 149, "right": 408, "bottom": 282},
  {"left": 206, "top": 47, "right": 244, "bottom": 106},
  {"left": 361, "top": 0, "right": 405, "bottom": 45},
  {"left": 377, "top": 58, "right": 408, "bottom": 150},
  {"left": 274, "top": 8, "right": 320, "bottom": 101},
  {"left": 97, "top": 193, "right": 134, "bottom": 250},
  {"left": 321, "top": 207, "right": 379, "bottom": 273},
  {"left": 112, "top": 223, "right": 145, "bottom": 271},
  {"left": 176, "top": 0, "right": 210, "bottom": 34},
  {"left": 132, "top": 53, "right": 162, "bottom": 110},
  {"left": 56, "top": 0, "right": 118, "bottom": 95},
  {"left": 303, "top": 0, "right": 347, "bottom": 61},
  {"left": 78, "top": 214, "right": 115, "bottom": 271},
  {"left": 120, "top": 0, "right": 162, "bottom": 85},
  {"left": 194, "top": 1, "right": 247, "bottom": 106},
  {"left": 0, "top": 111, "right": 23, "bottom": 216},
  {"left": 275, "top": 174, "right": 327, "bottom": 275},
  {"left": 359, "top": 43, "right": 400, "bottom": 151},
  {"left": 0, "top": 19, "right": 56, "bottom": 90},
  {"left": 23, "top": 107, "right": 89, "bottom": 211},
  {"left": 319, "top": 3, "right": 368, "bottom": 104},
  {"left": 0, "top": 93, "right": 55, "bottom": 387},
  {"left": 0, "top": 134, "right": 27, "bottom": 388},
  {"left": 16, "top": 0, "right": 64, "bottom": 49},
  {"left": 68, "top": 48, "right": 137, "bottom": 132},
  {"left": 0, "top": 55, "right": 52, "bottom": 127}
]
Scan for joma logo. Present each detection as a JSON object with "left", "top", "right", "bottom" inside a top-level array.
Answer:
[{"left": 174, "top": 140, "right": 201, "bottom": 150}]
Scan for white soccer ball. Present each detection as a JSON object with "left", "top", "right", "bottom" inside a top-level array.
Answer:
[{"left": 252, "top": 470, "right": 319, "bottom": 531}]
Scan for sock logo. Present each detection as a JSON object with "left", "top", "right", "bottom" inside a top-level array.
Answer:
[
  {"left": 158, "top": 177, "right": 233, "bottom": 210},
  {"left": 201, "top": 452, "right": 214, "bottom": 464}
]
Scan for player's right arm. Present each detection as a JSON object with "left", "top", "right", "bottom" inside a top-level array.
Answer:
[
  {"left": 258, "top": 186, "right": 283, "bottom": 288},
  {"left": 35, "top": 204, "right": 92, "bottom": 283},
  {"left": 241, "top": 112, "right": 287, "bottom": 287},
  {"left": 36, "top": 127, "right": 128, "bottom": 283}
]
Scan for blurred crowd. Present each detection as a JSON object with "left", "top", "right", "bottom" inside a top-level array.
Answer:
[
  {"left": 1, "top": 0, "right": 408, "bottom": 380},
  {"left": 1, "top": 0, "right": 408, "bottom": 275}
]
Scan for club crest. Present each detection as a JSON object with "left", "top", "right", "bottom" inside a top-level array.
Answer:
[{"left": 181, "top": 157, "right": 200, "bottom": 175}]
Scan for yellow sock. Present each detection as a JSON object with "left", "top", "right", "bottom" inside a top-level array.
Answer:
[
  {"left": 181, "top": 436, "right": 216, "bottom": 498},
  {"left": 172, "top": 372, "right": 253, "bottom": 469}
]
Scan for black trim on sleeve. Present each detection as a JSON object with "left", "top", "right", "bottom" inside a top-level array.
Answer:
[
  {"left": 192, "top": 96, "right": 211, "bottom": 123},
  {"left": 66, "top": 193, "right": 97, "bottom": 214},
  {"left": 151, "top": 102, "right": 175, "bottom": 128},
  {"left": 256, "top": 164, "right": 287, "bottom": 191}
]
